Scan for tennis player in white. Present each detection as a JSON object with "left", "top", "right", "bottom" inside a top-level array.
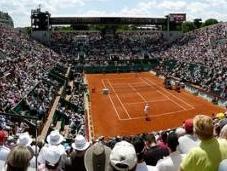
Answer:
[{"left": 144, "top": 103, "right": 150, "bottom": 120}]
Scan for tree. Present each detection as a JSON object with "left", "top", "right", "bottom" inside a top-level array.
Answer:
[
  {"left": 182, "top": 21, "right": 195, "bottom": 33},
  {"left": 202, "top": 18, "right": 218, "bottom": 27},
  {"left": 193, "top": 18, "right": 202, "bottom": 29}
]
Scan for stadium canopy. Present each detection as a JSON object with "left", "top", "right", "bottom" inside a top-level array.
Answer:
[
  {"left": 31, "top": 8, "right": 186, "bottom": 31},
  {"left": 50, "top": 17, "right": 167, "bottom": 25}
]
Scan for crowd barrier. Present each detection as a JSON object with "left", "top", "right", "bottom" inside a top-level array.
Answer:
[
  {"left": 160, "top": 74, "right": 227, "bottom": 107},
  {"left": 185, "top": 83, "right": 227, "bottom": 107}
]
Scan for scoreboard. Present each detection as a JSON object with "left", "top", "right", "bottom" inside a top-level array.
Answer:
[{"left": 169, "top": 13, "right": 186, "bottom": 23}]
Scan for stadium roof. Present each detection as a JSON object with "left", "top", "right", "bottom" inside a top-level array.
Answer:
[{"left": 50, "top": 17, "right": 167, "bottom": 25}]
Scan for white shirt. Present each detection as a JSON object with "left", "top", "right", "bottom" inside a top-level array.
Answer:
[
  {"left": 136, "top": 161, "right": 158, "bottom": 171},
  {"left": 30, "top": 156, "right": 37, "bottom": 168},
  {"left": 156, "top": 151, "right": 185, "bottom": 171},
  {"left": 144, "top": 105, "right": 150, "bottom": 113},
  {"left": 0, "top": 145, "right": 10, "bottom": 161},
  {"left": 178, "top": 134, "right": 200, "bottom": 154},
  {"left": 0, "top": 160, "right": 5, "bottom": 169},
  {"left": 219, "top": 159, "right": 227, "bottom": 171}
]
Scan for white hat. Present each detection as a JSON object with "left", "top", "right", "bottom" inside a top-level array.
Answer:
[
  {"left": 17, "top": 132, "right": 33, "bottom": 146},
  {"left": 110, "top": 141, "right": 137, "bottom": 171},
  {"left": 44, "top": 146, "right": 61, "bottom": 167},
  {"left": 175, "top": 127, "right": 186, "bottom": 137},
  {"left": 72, "top": 134, "right": 90, "bottom": 151},
  {"left": 47, "top": 130, "right": 64, "bottom": 145}
]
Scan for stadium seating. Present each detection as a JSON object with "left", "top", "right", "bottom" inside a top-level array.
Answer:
[{"left": 1, "top": 21, "right": 227, "bottom": 170}]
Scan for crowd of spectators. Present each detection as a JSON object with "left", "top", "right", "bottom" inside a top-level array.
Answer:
[
  {"left": 2, "top": 17, "right": 227, "bottom": 171},
  {"left": 50, "top": 31, "right": 166, "bottom": 66},
  {"left": 69, "top": 73, "right": 85, "bottom": 109},
  {"left": 155, "top": 23, "right": 227, "bottom": 99},
  {"left": 84, "top": 31, "right": 165, "bottom": 61},
  {"left": 1, "top": 114, "right": 227, "bottom": 171},
  {"left": 52, "top": 71, "right": 86, "bottom": 139},
  {"left": 50, "top": 24, "right": 227, "bottom": 99},
  {"left": 0, "top": 23, "right": 63, "bottom": 113},
  {"left": 24, "top": 81, "right": 57, "bottom": 120},
  {"left": 55, "top": 99, "right": 85, "bottom": 137},
  {"left": 51, "top": 31, "right": 102, "bottom": 59}
]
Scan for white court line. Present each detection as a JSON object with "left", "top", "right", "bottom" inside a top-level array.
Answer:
[
  {"left": 101, "top": 79, "right": 122, "bottom": 120},
  {"left": 128, "top": 83, "right": 147, "bottom": 102},
  {"left": 125, "top": 99, "right": 169, "bottom": 105},
  {"left": 101, "top": 77, "right": 195, "bottom": 121},
  {"left": 141, "top": 77, "right": 195, "bottom": 110},
  {"left": 140, "top": 78, "right": 187, "bottom": 110},
  {"left": 143, "top": 77, "right": 195, "bottom": 109},
  {"left": 157, "top": 90, "right": 187, "bottom": 110},
  {"left": 131, "top": 82, "right": 148, "bottom": 85},
  {"left": 119, "top": 109, "right": 192, "bottom": 120},
  {"left": 107, "top": 79, "right": 131, "bottom": 119}
]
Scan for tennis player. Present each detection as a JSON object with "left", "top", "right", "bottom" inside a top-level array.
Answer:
[{"left": 144, "top": 103, "right": 150, "bottom": 120}]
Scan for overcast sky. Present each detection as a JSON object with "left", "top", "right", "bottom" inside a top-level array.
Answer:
[{"left": 1, "top": 0, "right": 227, "bottom": 27}]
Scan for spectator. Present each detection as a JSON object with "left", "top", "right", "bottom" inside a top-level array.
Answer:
[
  {"left": 17, "top": 132, "right": 33, "bottom": 147},
  {"left": 219, "top": 159, "right": 227, "bottom": 171},
  {"left": 0, "top": 130, "right": 10, "bottom": 161},
  {"left": 219, "top": 124, "right": 227, "bottom": 139},
  {"left": 109, "top": 141, "right": 137, "bottom": 171},
  {"left": 3, "top": 145, "right": 33, "bottom": 171},
  {"left": 65, "top": 134, "right": 90, "bottom": 171},
  {"left": 175, "top": 127, "right": 186, "bottom": 138},
  {"left": 38, "top": 130, "right": 65, "bottom": 164},
  {"left": 218, "top": 118, "right": 227, "bottom": 133},
  {"left": 84, "top": 142, "right": 111, "bottom": 171},
  {"left": 157, "top": 132, "right": 168, "bottom": 150},
  {"left": 144, "top": 133, "right": 169, "bottom": 166},
  {"left": 156, "top": 132, "right": 184, "bottom": 171},
  {"left": 38, "top": 145, "right": 62, "bottom": 171},
  {"left": 180, "top": 115, "right": 227, "bottom": 171},
  {"left": 132, "top": 137, "right": 157, "bottom": 171},
  {"left": 178, "top": 119, "right": 200, "bottom": 154}
]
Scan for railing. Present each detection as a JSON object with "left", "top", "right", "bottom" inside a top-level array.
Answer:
[
  {"left": 184, "top": 83, "right": 227, "bottom": 106},
  {"left": 158, "top": 74, "right": 227, "bottom": 107}
]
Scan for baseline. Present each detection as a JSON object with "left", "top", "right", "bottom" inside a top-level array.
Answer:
[
  {"left": 119, "top": 108, "right": 193, "bottom": 120},
  {"left": 125, "top": 99, "right": 169, "bottom": 105}
]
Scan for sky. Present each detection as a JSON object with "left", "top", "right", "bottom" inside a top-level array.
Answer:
[{"left": 1, "top": 0, "right": 227, "bottom": 27}]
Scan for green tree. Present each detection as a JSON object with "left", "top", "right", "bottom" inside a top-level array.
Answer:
[
  {"left": 202, "top": 18, "right": 218, "bottom": 27},
  {"left": 182, "top": 21, "right": 195, "bottom": 33},
  {"left": 193, "top": 18, "right": 202, "bottom": 29}
]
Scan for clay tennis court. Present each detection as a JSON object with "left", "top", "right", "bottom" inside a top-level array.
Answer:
[{"left": 86, "top": 72, "right": 224, "bottom": 139}]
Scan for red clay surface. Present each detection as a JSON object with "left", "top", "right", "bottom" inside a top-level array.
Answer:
[{"left": 86, "top": 72, "right": 224, "bottom": 139}]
